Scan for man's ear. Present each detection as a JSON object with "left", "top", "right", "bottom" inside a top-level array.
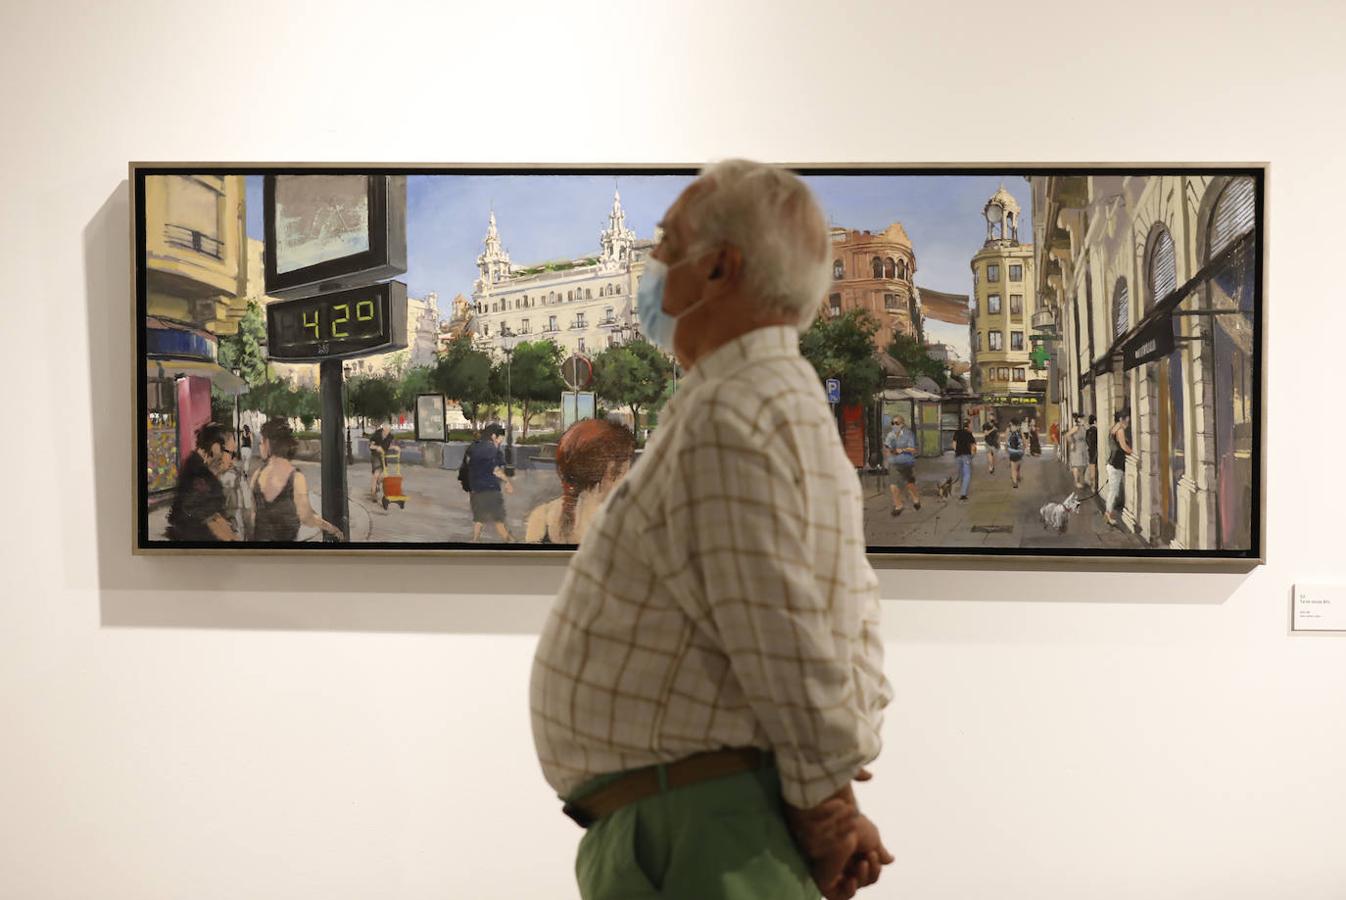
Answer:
[{"left": 710, "top": 246, "right": 742, "bottom": 284}]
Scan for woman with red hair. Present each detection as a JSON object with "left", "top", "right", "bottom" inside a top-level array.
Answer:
[{"left": 525, "top": 419, "right": 636, "bottom": 544}]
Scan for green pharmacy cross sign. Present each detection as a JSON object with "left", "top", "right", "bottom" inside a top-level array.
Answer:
[{"left": 1028, "top": 331, "right": 1056, "bottom": 372}]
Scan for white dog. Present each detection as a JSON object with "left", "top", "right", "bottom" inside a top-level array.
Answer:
[{"left": 1039, "top": 491, "right": 1084, "bottom": 534}]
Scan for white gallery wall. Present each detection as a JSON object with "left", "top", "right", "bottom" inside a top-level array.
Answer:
[{"left": 1, "top": 1, "right": 1343, "bottom": 897}]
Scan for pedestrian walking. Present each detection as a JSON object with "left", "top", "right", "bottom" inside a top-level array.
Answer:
[
  {"left": 983, "top": 418, "right": 1000, "bottom": 474},
  {"left": 1049, "top": 419, "right": 1060, "bottom": 453},
  {"left": 1065, "top": 413, "right": 1090, "bottom": 490},
  {"left": 468, "top": 423, "right": 514, "bottom": 542},
  {"left": 1086, "top": 414, "right": 1099, "bottom": 491},
  {"left": 1006, "top": 418, "right": 1026, "bottom": 488},
  {"left": 884, "top": 416, "right": 921, "bottom": 515},
  {"left": 239, "top": 424, "right": 254, "bottom": 474},
  {"left": 952, "top": 418, "right": 977, "bottom": 501},
  {"left": 366, "top": 422, "right": 395, "bottom": 501},
  {"left": 1103, "top": 410, "right": 1133, "bottom": 528},
  {"left": 531, "top": 160, "right": 893, "bottom": 900},
  {"left": 166, "top": 422, "right": 238, "bottom": 542},
  {"left": 248, "top": 419, "right": 343, "bottom": 542},
  {"left": 1028, "top": 418, "right": 1042, "bottom": 457}
]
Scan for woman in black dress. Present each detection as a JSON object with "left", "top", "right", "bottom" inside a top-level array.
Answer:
[
  {"left": 248, "top": 419, "right": 344, "bottom": 542},
  {"left": 239, "top": 424, "right": 254, "bottom": 473}
]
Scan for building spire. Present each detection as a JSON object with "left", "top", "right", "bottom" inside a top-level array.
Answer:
[
  {"left": 600, "top": 184, "right": 636, "bottom": 268},
  {"left": 476, "top": 209, "right": 512, "bottom": 291}
]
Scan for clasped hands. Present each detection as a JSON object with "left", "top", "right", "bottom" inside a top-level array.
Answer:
[{"left": 785, "top": 769, "right": 894, "bottom": 900}]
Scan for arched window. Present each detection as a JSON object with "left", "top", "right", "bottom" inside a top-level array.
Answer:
[
  {"left": 1147, "top": 227, "right": 1177, "bottom": 308},
  {"left": 586, "top": 288, "right": 592, "bottom": 299},
  {"left": 871, "top": 256, "right": 883, "bottom": 278},
  {"left": 833, "top": 259, "right": 844, "bottom": 280},
  {"left": 1113, "top": 279, "right": 1129, "bottom": 340},
  {"left": 897, "top": 259, "right": 907, "bottom": 279},
  {"left": 616, "top": 285, "right": 622, "bottom": 294},
  {"left": 883, "top": 257, "right": 896, "bottom": 279},
  {"left": 567, "top": 290, "right": 573, "bottom": 302},
  {"left": 1207, "top": 177, "right": 1256, "bottom": 261}
]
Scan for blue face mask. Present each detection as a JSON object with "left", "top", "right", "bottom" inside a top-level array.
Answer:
[{"left": 636, "top": 256, "right": 709, "bottom": 353}]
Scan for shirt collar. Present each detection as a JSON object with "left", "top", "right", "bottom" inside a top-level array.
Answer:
[{"left": 665, "top": 325, "right": 802, "bottom": 417}]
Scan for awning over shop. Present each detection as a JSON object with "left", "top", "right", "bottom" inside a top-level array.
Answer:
[
  {"left": 881, "top": 387, "right": 942, "bottom": 402},
  {"left": 147, "top": 358, "right": 247, "bottom": 396},
  {"left": 1121, "top": 315, "right": 1176, "bottom": 369}
]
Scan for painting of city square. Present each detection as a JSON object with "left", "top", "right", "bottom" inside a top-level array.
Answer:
[{"left": 135, "top": 166, "right": 1263, "bottom": 558}]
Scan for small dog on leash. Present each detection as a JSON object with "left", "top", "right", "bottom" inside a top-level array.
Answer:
[
  {"left": 1039, "top": 491, "right": 1085, "bottom": 534},
  {"left": 935, "top": 477, "right": 955, "bottom": 500}
]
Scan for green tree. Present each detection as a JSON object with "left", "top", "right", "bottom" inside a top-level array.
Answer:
[
  {"left": 294, "top": 385, "right": 322, "bottom": 431},
  {"left": 886, "top": 332, "right": 950, "bottom": 386},
  {"left": 216, "top": 301, "right": 269, "bottom": 387},
  {"left": 243, "top": 379, "right": 299, "bottom": 419},
  {"left": 432, "top": 335, "right": 497, "bottom": 428},
  {"left": 798, "top": 309, "right": 885, "bottom": 405},
  {"left": 349, "top": 374, "right": 399, "bottom": 425},
  {"left": 492, "top": 340, "right": 566, "bottom": 440},
  {"left": 592, "top": 338, "right": 671, "bottom": 437},
  {"left": 385, "top": 349, "right": 410, "bottom": 380},
  {"left": 397, "top": 365, "right": 434, "bottom": 416},
  {"left": 211, "top": 301, "right": 270, "bottom": 430}
]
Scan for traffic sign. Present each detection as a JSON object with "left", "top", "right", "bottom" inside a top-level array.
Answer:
[{"left": 826, "top": 378, "right": 841, "bottom": 404}]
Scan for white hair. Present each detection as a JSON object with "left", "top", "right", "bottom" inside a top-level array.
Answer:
[{"left": 685, "top": 159, "right": 830, "bottom": 330}]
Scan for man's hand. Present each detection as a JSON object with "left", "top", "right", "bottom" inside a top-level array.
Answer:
[
  {"left": 503, "top": 481, "right": 514, "bottom": 494},
  {"left": 786, "top": 788, "right": 863, "bottom": 899},
  {"left": 785, "top": 773, "right": 893, "bottom": 899},
  {"left": 846, "top": 814, "right": 894, "bottom": 890}
]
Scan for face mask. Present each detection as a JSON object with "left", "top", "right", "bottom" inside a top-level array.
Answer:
[{"left": 636, "top": 255, "right": 711, "bottom": 353}]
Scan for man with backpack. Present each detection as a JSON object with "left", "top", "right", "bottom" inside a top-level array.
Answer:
[
  {"left": 464, "top": 423, "right": 514, "bottom": 542},
  {"left": 1006, "top": 418, "right": 1026, "bottom": 489}
]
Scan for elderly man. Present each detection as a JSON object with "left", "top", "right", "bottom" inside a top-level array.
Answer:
[{"left": 531, "top": 160, "right": 893, "bottom": 900}]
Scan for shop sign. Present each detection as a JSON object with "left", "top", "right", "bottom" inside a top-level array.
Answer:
[{"left": 1122, "top": 316, "right": 1176, "bottom": 369}]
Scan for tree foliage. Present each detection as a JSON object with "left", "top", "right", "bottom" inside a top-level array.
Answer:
[
  {"left": 397, "top": 365, "right": 435, "bottom": 414},
  {"left": 432, "top": 334, "right": 497, "bottom": 428},
  {"left": 886, "top": 332, "right": 950, "bottom": 386},
  {"left": 242, "top": 379, "right": 298, "bottom": 419},
  {"left": 492, "top": 340, "right": 566, "bottom": 439},
  {"left": 592, "top": 338, "right": 672, "bottom": 436},
  {"left": 215, "top": 301, "right": 269, "bottom": 387},
  {"left": 347, "top": 374, "right": 400, "bottom": 425},
  {"left": 798, "top": 310, "right": 884, "bottom": 405}
]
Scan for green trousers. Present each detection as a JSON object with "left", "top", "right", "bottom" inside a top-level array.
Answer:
[{"left": 571, "top": 763, "right": 819, "bottom": 900}]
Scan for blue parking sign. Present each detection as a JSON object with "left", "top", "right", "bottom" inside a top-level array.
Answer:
[{"left": 825, "top": 378, "right": 841, "bottom": 404}]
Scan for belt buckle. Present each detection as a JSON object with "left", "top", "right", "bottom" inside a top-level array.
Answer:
[{"left": 561, "top": 801, "right": 596, "bottom": 830}]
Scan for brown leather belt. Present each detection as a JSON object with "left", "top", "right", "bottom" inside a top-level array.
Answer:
[{"left": 561, "top": 748, "right": 769, "bottom": 829}]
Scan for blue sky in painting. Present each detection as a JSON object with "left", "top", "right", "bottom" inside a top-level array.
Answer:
[{"left": 245, "top": 173, "right": 1033, "bottom": 360}]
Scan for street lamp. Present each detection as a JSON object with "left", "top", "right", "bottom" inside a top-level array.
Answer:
[
  {"left": 229, "top": 365, "right": 243, "bottom": 445},
  {"left": 500, "top": 327, "right": 517, "bottom": 476}
]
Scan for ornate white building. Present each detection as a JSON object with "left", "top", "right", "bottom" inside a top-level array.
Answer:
[
  {"left": 345, "top": 291, "right": 441, "bottom": 376},
  {"left": 469, "top": 190, "right": 653, "bottom": 358}
]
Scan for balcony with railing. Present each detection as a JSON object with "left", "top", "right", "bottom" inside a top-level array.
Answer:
[{"left": 164, "top": 224, "right": 224, "bottom": 260}]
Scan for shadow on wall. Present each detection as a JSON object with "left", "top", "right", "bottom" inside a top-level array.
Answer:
[{"left": 81, "top": 182, "right": 1253, "bottom": 637}]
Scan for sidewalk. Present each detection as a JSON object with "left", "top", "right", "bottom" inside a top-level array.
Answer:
[
  {"left": 320, "top": 460, "right": 560, "bottom": 544},
  {"left": 147, "top": 461, "right": 564, "bottom": 544},
  {"left": 862, "top": 446, "right": 1145, "bottom": 551}
]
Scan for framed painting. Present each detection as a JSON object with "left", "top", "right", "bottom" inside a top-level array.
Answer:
[{"left": 132, "top": 164, "right": 1266, "bottom": 563}]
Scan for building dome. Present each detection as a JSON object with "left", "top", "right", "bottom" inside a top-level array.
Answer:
[
  {"left": 984, "top": 183, "right": 1020, "bottom": 219},
  {"left": 982, "top": 183, "right": 1022, "bottom": 244}
]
